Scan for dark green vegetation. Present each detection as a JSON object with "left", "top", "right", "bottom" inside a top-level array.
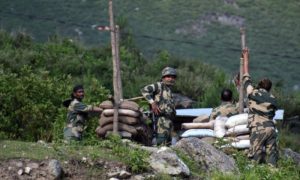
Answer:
[{"left": 0, "top": 0, "right": 299, "bottom": 90}]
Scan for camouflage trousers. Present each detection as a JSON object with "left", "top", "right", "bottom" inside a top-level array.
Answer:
[
  {"left": 156, "top": 116, "right": 175, "bottom": 145},
  {"left": 64, "top": 123, "right": 84, "bottom": 141},
  {"left": 248, "top": 125, "right": 279, "bottom": 166}
]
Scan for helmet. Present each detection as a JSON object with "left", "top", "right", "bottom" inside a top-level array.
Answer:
[{"left": 161, "top": 67, "right": 177, "bottom": 78}]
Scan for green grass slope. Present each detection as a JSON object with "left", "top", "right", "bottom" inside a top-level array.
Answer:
[{"left": 0, "top": 0, "right": 299, "bottom": 90}]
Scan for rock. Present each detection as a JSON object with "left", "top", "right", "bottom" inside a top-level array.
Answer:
[
  {"left": 27, "top": 162, "right": 39, "bottom": 169},
  {"left": 17, "top": 169, "right": 23, "bottom": 176},
  {"left": 175, "top": 137, "right": 238, "bottom": 173},
  {"left": 24, "top": 166, "right": 31, "bottom": 174},
  {"left": 200, "top": 137, "right": 216, "bottom": 145},
  {"left": 47, "top": 159, "right": 63, "bottom": 179},
  {"left": 131, "top": 175, "right": 145, "bottom": 180},
  {"left": 149, "top": 146, "right": 190, "bottom": 177},
  {"left": 119, "top": 170, "right": 131, "bottom": 178},
  {"left": 282, "top": 148, "right": 300, "bottom": 166},
  {"left": 15, "top": 161, "right": 23, "bottom": 168}
]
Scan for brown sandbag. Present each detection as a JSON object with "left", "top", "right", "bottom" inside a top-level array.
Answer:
[
  {"left": 106, "top": 130, "right": 132, "bottom": 138},
  {"left": 193, "top": 115, "right": 210, "bottom": 123},
  {"left": 182, "top": 120, "right": 215, "bottom": 130},
  {"left": 120, "top": 100, "right": 140, "bottom": 112},
  {"left": 99, "top": 114, "right": 139, "bottom": 127},
  {"left": 99, "top": 100, "right": 113, "bottom": 109},
  {"left": 103, "top": 109, "right": 140, "bottom": 117},
  {"left": 96, "top": 122, "right": 138, "bottom": 137}
]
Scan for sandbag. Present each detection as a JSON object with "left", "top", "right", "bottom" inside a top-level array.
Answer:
[
  {"left": 182, "top": 120, "right": 215, "bottom": 130},
  {"left": 231, "top": 140, "right": 250, "bottom": 149},
  {"left": 223, "top": 134, "right": 250, "bottom": 142},
  {"left": 193, "top": 115, "right": 210, "bottom": 123},
  {"left": 120, "top": 100, "right": 140, "bottom": 112},
  {"left": 99, "top": 100, "right": 113, "bottom": 109},
  {"left": 225, "top": 113, "right": 248, "bottom": 128},
  {"left": 180, "top": 129, "right": 215, "bottom": 138},
  {"left": 106, "top": 130, "right": 132, "bottom": 138},
  {"left": 103, "top": 109, "right": 141, "bottom": 117},
  {"left": 214, "top": 116, "right": 227, "bottom": 138},
  {"left": 226, "top": 124, "right": 249, "bottom": 136},
  {"left": 236, "top": 134, "right": 250, "bottom": 141},
  {"left": 95, "top": 122, "right": 138, "bottom": 137},
  {"left": 99, "top": 114, "right": 139, "bottom": 127}
]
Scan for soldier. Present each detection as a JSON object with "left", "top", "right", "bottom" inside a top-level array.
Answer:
[
  {"left": 209, "top": 88, "right": 239, "bottom": 121},
  {"left": 63, "top": 85, "right": 103, "bottom": 141},
  {"left": 242, "top": 48, "right": 279, "bottom": 167},
  {"left": 141, "top": 67, "right": 177, "bottom": 146}
]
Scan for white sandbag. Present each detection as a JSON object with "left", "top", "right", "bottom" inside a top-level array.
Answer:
[
  {"left": 226, "top": 124, "right": 249, "bottom": 136},
  {"left": 236, "top": 134, "right": 250, "bottom": 141},
  {"left": 214, "top": 116, "right": 227, "bottom": 138},
  {"left": 223, "top": 134, "right": 250, "bottom": 142},
  {"left": 221, "top": 139, "right": 250, "bottom": 149},
  {"left": 231, "top": 140, "right": 250, "bottom": 149},
  {"left": 193, "top": 115, "right": 210, "bottom": 123},
  {"left": 225, "top": 113, "right": 248, "bottom": 128},
  {"left": 103, "top": 109, "right": 140, "bottom": 117},
  {"left": 180, "top": 129, "right": 215, "bottom": 138},
  {"left": 181, "top": 120, "right": 215, "bottom": 130}
]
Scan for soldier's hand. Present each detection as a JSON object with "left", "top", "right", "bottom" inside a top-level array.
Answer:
[
  {"left": 151, "top": 102, "right": 161, "bottom": 115},
  {"left": 241, "top": 48, "right": 249, "bottom": 62}
]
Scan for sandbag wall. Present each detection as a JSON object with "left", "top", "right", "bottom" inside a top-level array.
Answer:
[
  {"left": 96, "top": 100, "right": 143, "bottom": 139},
  {"left": 180, "top": 113, "right": 250, "bottom": 149}
]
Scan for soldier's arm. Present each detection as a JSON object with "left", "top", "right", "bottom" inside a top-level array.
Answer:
[
  {"left": 141, "top": 82, "right": 161, "bottom": 115},
  {"left": 242, "top": 48, "right": 254, "bottom": 96},
  {"left": 141, "top": 82, "right": 159, "bottom": 104},
  {"left": 74, "top": 101, "right": 102, "bottom": 113}
]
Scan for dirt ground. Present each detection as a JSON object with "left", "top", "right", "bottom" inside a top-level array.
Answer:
[{"left": 0, "top": 158, "right": 128, "bottom": 180}]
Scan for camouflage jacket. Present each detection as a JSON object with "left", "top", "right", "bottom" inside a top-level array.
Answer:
[
  {"left": 141, "top": 81, "right": 176, "bottom": 117},
  {"left": 209, "top": 102, "right": 239, "bottom": 121},
  {"left": 67, "top": 99, "right": 93, "bottom": 126},
  {"left": 243, "top": 73, "right": 278, "bottom": 127}
]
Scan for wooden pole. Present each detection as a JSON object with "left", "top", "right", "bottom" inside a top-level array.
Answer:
[
  {"left": 239, "top": 28, "right": 246, "bottom": 114},
  {"left": 109, "top": 0, "right": 121, "bottom": 134},
  {"left": 115, "top": 25, "right": 123, "bottom": 99}
]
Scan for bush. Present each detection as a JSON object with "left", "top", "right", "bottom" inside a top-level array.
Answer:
[{"left": 0, "top": 66, "right": 71, "bottom": 141}]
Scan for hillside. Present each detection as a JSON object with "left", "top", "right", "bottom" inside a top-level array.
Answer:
[{"left": 0, "top": 0, "right": 299, "bottom": 90}]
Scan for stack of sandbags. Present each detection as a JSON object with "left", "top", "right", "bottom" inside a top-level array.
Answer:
[
  {"left": 223, "top": 113, "right": 250, "bottom": 149},
  {"left": 95, "top": 100, "right": 142, "bottom": 139},
  {"left": 180, "top": 114, "right": 215, "bottom": 138}
]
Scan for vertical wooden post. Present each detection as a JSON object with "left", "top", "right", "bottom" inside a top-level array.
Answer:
[
  {"left": 108, "top": 0, "right": 121, "bottom": 134},
  {"left": 115, "top": 25, "right": 123, "bottom": 99},
  {"left": 239, "top": 28, "right": 246, "bottom": 114}
]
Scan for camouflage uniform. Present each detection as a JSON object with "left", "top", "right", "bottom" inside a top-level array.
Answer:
[
  {"left": 64, "top": 99, "right": 94, "bottom": 141},
  {"left": 141, "top": 81, "right": 176, "bottom": 145},
  {"left": 243, "top": 73, "right": 278, "bottom": 166},
  {"left": 209, "top": 102, "right": 239, "bottom": 121}
]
